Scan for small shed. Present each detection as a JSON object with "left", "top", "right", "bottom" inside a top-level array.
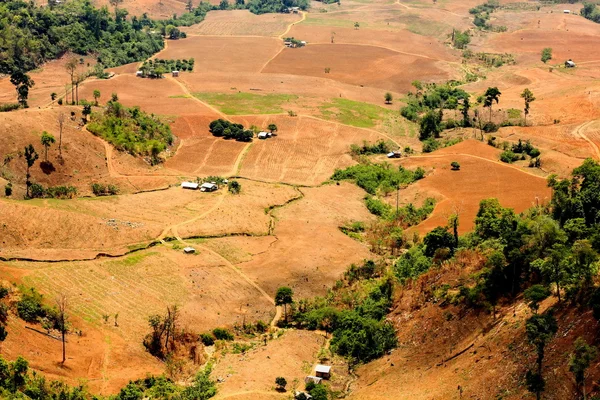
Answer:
[
  {"left": 284, "top": 41, "right": 293, "bottom": 47},
  {"left": 258, "top": 131, "right": 271, "bottom": 139},
  {"left": 315, "top": 365, "right": 331, "bottom": 379},
  {"left": 183, "top": 247, "right": 196, "bottom": 254},
  {"left": 172, "top": 70, "right": 180, "bottom": 77},
  {"left": 181, "top": 181, "right": 199, "bottom": 190},
  {"left": 565, "top": 59, "right": 576, "bottom": 68},
  {"left": 200, "top": 182, "right": 218, "bottom": 192},
  {"left": 563, "top": 9, "right": 570, "bottom": 14},
  {"left": 304, "top": 376, "right": 323, "bottom": 385},
  {"left": 387, "top": 151, "right": 401, "bottom": 159},
  {"left": 300, "top": 41, "right": 307, "bottom": 46},
  {"left": 136, "top": 70, "right": 143, "bottom": 77},
  {"left": 295, "top": 392, "right": 313, "bottom": 400}
]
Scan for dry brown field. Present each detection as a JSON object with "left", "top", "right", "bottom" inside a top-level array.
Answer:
[{"left": 3, "top": 0, "right": 600, "bottom": 397}]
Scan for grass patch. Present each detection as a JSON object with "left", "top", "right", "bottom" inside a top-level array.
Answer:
[
  {"left": 319, "top": 98, "right": 392, "bottom": 128},
  {"left": 193, "top": 92, "right": 298, "bottom": 115}
]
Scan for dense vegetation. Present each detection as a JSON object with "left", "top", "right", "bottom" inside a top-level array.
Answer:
[
  {"left": 139, "top": 58, "right": 195, "bottom": 78},
  {"left": 87, "top": 96, "right": 174, "bottom": 163},
  {"left": 294, "top": 262, "right": 397, "bottom": 364},
  {"left": 581, "top": 3, "right": 600, "bottom": 24},
  {"left": 349, "top": 140, "right": 394, "bottom": 156},
  {"left": 331, "top": 162, "right": 424, "bottom": 195},
  {"left": 246, "top": 0, "right": 308, "bottom": 14},
  {"left": 469, "top": 0, "right": 506, "bottom": 32},
  {"left": 208, "top": 119, "right": 254, "bottom": 141},
  {"left": 0, "top": 0, "right": 164, "bottom": 74},
  {"left": 391, "top": 158, "right": 600, "bottom": 399}
]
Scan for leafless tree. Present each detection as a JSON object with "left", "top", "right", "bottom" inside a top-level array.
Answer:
[
  {"left": 65, "top": 58, "right": 78, "bottom": 105},
  {"left": 57, "top": 112, "right": 66, "bottom": 158},
  {"left": 55, "top": 293, "right": 68, "bottom": 364}
]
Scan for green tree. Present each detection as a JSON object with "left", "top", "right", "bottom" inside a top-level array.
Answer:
[
  {"left": 93, "top": 89, "right": 101, "bottom": 106},
  {"left": 275, "top": 376, "right": 287, "bottom": 391},
  {"left": 228, "top": 180, "right": 241, "bottom": 194},
  {"left": 354, "top": 22, "right": 360, "bottom": 29},
  {"left": 483, "top": 87, "right": 501, "bottom": 122},
  {"left": 10, "top": 71, "right": 35, "bottom": 108},
  {"left": 523, "top": 285, "right": 550, "bottom": 314},
  {"left": 180, "top": 366, "right": 217, "bottom": 400},
  {"left": 423, "top": 226, "right": 454, "bottom": 258},
  {"left": 541, "top": 47, "right": 552, "bottom": 63},
  {"left": 24, "top": 144, "right": 39, "bottom": 198},
  {"left": 50, "top": 92, "right": 57, "bottom": 101},
  {"left": 525, "top": 312, "right": 558, "bottom": 400},
  {"left": 419, "top": 109, "right": 442, "bottom": 140},
  {"left": 40, "top": 132, "right": 56, "bottom": 162},
  {"left": 219, "top": 0, "right": 229, "bottom": 9},
  {"left": 275, "top": 286, "right": 293, "bottom": 322},
  {"left": 482, "top": 251, "right": 507, "bottom": 319},
  {"left": 569, "top": 337, "right": 598, "bottom": 400},
  {"left": 267, "top": 123, "right": 278, "bottom": 133},
  {"left": 450, "top": 161, "right": 460, "bottom": 170},
  {"left": 11, "top": 356, "right": 29, "bottom": 392},
  {"left": 520, "top": 88, "right": 535, "bottom": 126},
  {"left": 384, "top": 92, "right": 393, "bottom": 104},
  {"left": 531, "top": 244, "right": 569, "bottom": 303},
  {"left": 82, "top": 104, "right": 92, "bottom": 123}
]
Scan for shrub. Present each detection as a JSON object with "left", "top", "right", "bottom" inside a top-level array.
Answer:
[
  {"left": 200, "top": 333, "right": 215, "bottom": 346},
  {"left": 422, "top": 138, "right": 440, "bottom": 153},
  {"left": 0, "top": 103, "right": 20, "bottom": 112},
  {"left": 4, "top": 183, "right": 12, "bottom": 197},
  {"left": 92, "top": 183, "right": 119, "bottom": 196},
  {"left": 331, "top": 163, "right": 421, "bottom": 195},
  {"left": 500, "top": 150, "right": 519, "bottom": 163},
  {"left": 541, "top": 47, "right": 552, "bottom": 63},
  {"left": 228, "top": 180, "right": 241, "bottom": 194},
  {"left": 212, "top": 328, "right": 234, "bottom": 341},
  {"left": 16, "top": 288, "right": 46, "bottom": 323},
  {"left": 451, "top": 161, "right": 460, "bottom": 170},
  {"left": 0, "top": 286, "right": 8, "bottom": 299}
]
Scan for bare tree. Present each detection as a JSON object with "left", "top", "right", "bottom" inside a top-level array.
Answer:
[
  {"left": 65, "top": 58, "right": 78, "bottom": 105},
  {"left": 56, "top": 294, "right": 68, "bottom": 364},
  {"left": 57, "top": 112, "right": 66, "bottom": 158}
]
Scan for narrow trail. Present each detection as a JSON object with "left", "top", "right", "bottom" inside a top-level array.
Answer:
[
  {"left": 573, "top": 120, "right": 600, "bottom": 160},
  {"left": 215, "top": 390, "right": 288, "bottom": 399},
  {"left": 230, "top": 142, "right": 253, "bottom": 177},
  {"left": 259, "top": 11, "right": 306, "bottom": 73}
]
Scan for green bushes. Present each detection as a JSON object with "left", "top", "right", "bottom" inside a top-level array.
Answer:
[
  {"left": 87, "top": 100, "right": 173, "bottom": 163},
  {"left": 212, "top": 328, "right": 234, "bottom": 341},
  {"left": 582, "top": 3, "right": 600, "bottom": 24},
  {"left": 541, "top": 47, "right": 553, "bottom": 63},
  {"left": 0, "top": 103, "right": 20, "bottom": 112},
  {"left": 500, "top": 150, "right": 519, "bottom": 163},
  {"left": 91, "top": 183, "right": 119, "bottom": 196},
  {"left": 394, "top": 245, "right": 431, "bottom": 283},
  {"left": 331, "top": 162, "right": 422, "bottom": 195},
  {"left": 350, "top": 140, "right": 393, "bottom": 156},
  {"left": 228, "top": 180, "right": 241, "bottom": 194},
  {"left": 27, "top": 185, "right": 78, "bottom": 199},
  {"left": 295, "top": 274, "right": 397, "bottom": 364},
  {"left": 200, "top": 333, "right": 215, "bottom": 346},
  {"left": 209, "top": 119, "right": 254, "bottom": 142},
  {"left": 139, "top": 59, "right": 195, "bottom": 78}
]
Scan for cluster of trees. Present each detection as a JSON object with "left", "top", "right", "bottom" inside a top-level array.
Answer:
[
  {"left": 469, "top": 0, "right": 504, "bottom": 31},
  {"left": 0, "top": 352, "right": 217, "bottom": 400},
  {"left": 331, "top": 161, "right": 424, "bottom": 195},
  {"left": 283, "top": 37, "right": 306, "bottom": 47},
  {"left": 499, "top": 139, "right": 541, "bottom": 165},
  {"left": 208, "top": 119, "right": 254, "bottom": 142},
  {"left": 246, "top": 0, "right": 308, "bottom": 14},
  {"left": 87, "top": 94, "right": 174, "bottom": 164},
  {"left": 0, "top": 0, "right": 165, "bottom": 75},
  {"left": 350, "top": 140, "right": 394, "bottom": 156},
  {"left": 91, "top": 183, "right": 120, "bottom": 196},
  {"left": 462, "top": 50, "right": 516, "bottom": 68},
  {"left": 139, "top": 59, "right": 195, "bottom": 78},
  {"left": 581, "top": 3, "right": 600, "bottom": 23},
  {"left": 451, "top": 29, "right": 471, "bottom": 49},
  {"left": 390, "top": 158, "right": 600, "bottom": 398},
  {"left": 292, "top": 262, "right": 397, "bottom": 364}
]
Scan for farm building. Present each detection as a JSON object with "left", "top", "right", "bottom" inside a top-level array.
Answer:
[
  {"left": 284, "top": 41, "right": 293, "bottom": 47},
  {"left": 181, "top": 181, "right": 199, "bottom": 190},
  {"left": 183, "top": 247, "right": 196, "bottom": 254},
  {"left": 304, "top": 376, "right": 322, "bottom": 385},
  {"left": 136, "top": 71, "right": 143, "bottom": 77},
  {"left": 172, "top": 70, "right": 179, "bottom": 77},
  {"left": 563, "top": 9, "right": 570, "bottom": 14},
  {"left": 387, "top": 151, "right": 401, "bottom": 159},
  {"left": 295, "top": 392, "right": 313, "bottom": 400},
  {"left": 200, "top": 182, "right": 218, "bottom": 192},
  {"left": 565, "top": 59, "right": 576, "bottom": 68},
  {"left": 315, "top": 365, "right": 331, "bottom": 379},
  {"left": 258, "top": 131, "right": 272, "bottom": 139}
]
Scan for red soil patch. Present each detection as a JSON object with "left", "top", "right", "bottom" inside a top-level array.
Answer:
[
  {"left": 396, "top": 140, "right": 552, "bottom": 234},
  {"left": 262, "top": 44, "right": 452, "bottom": 93},
  {"left": 286, "top": 25, "right": 457, "bottom": 61}
]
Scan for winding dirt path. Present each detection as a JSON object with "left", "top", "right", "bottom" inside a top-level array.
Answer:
[{"left": 573, "top": 120, "right": 600, "bottom": 160}]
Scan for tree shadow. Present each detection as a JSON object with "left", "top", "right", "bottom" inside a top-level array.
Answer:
[{"left": 40, "top": 161, "right": 55, "bottom": 175}]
